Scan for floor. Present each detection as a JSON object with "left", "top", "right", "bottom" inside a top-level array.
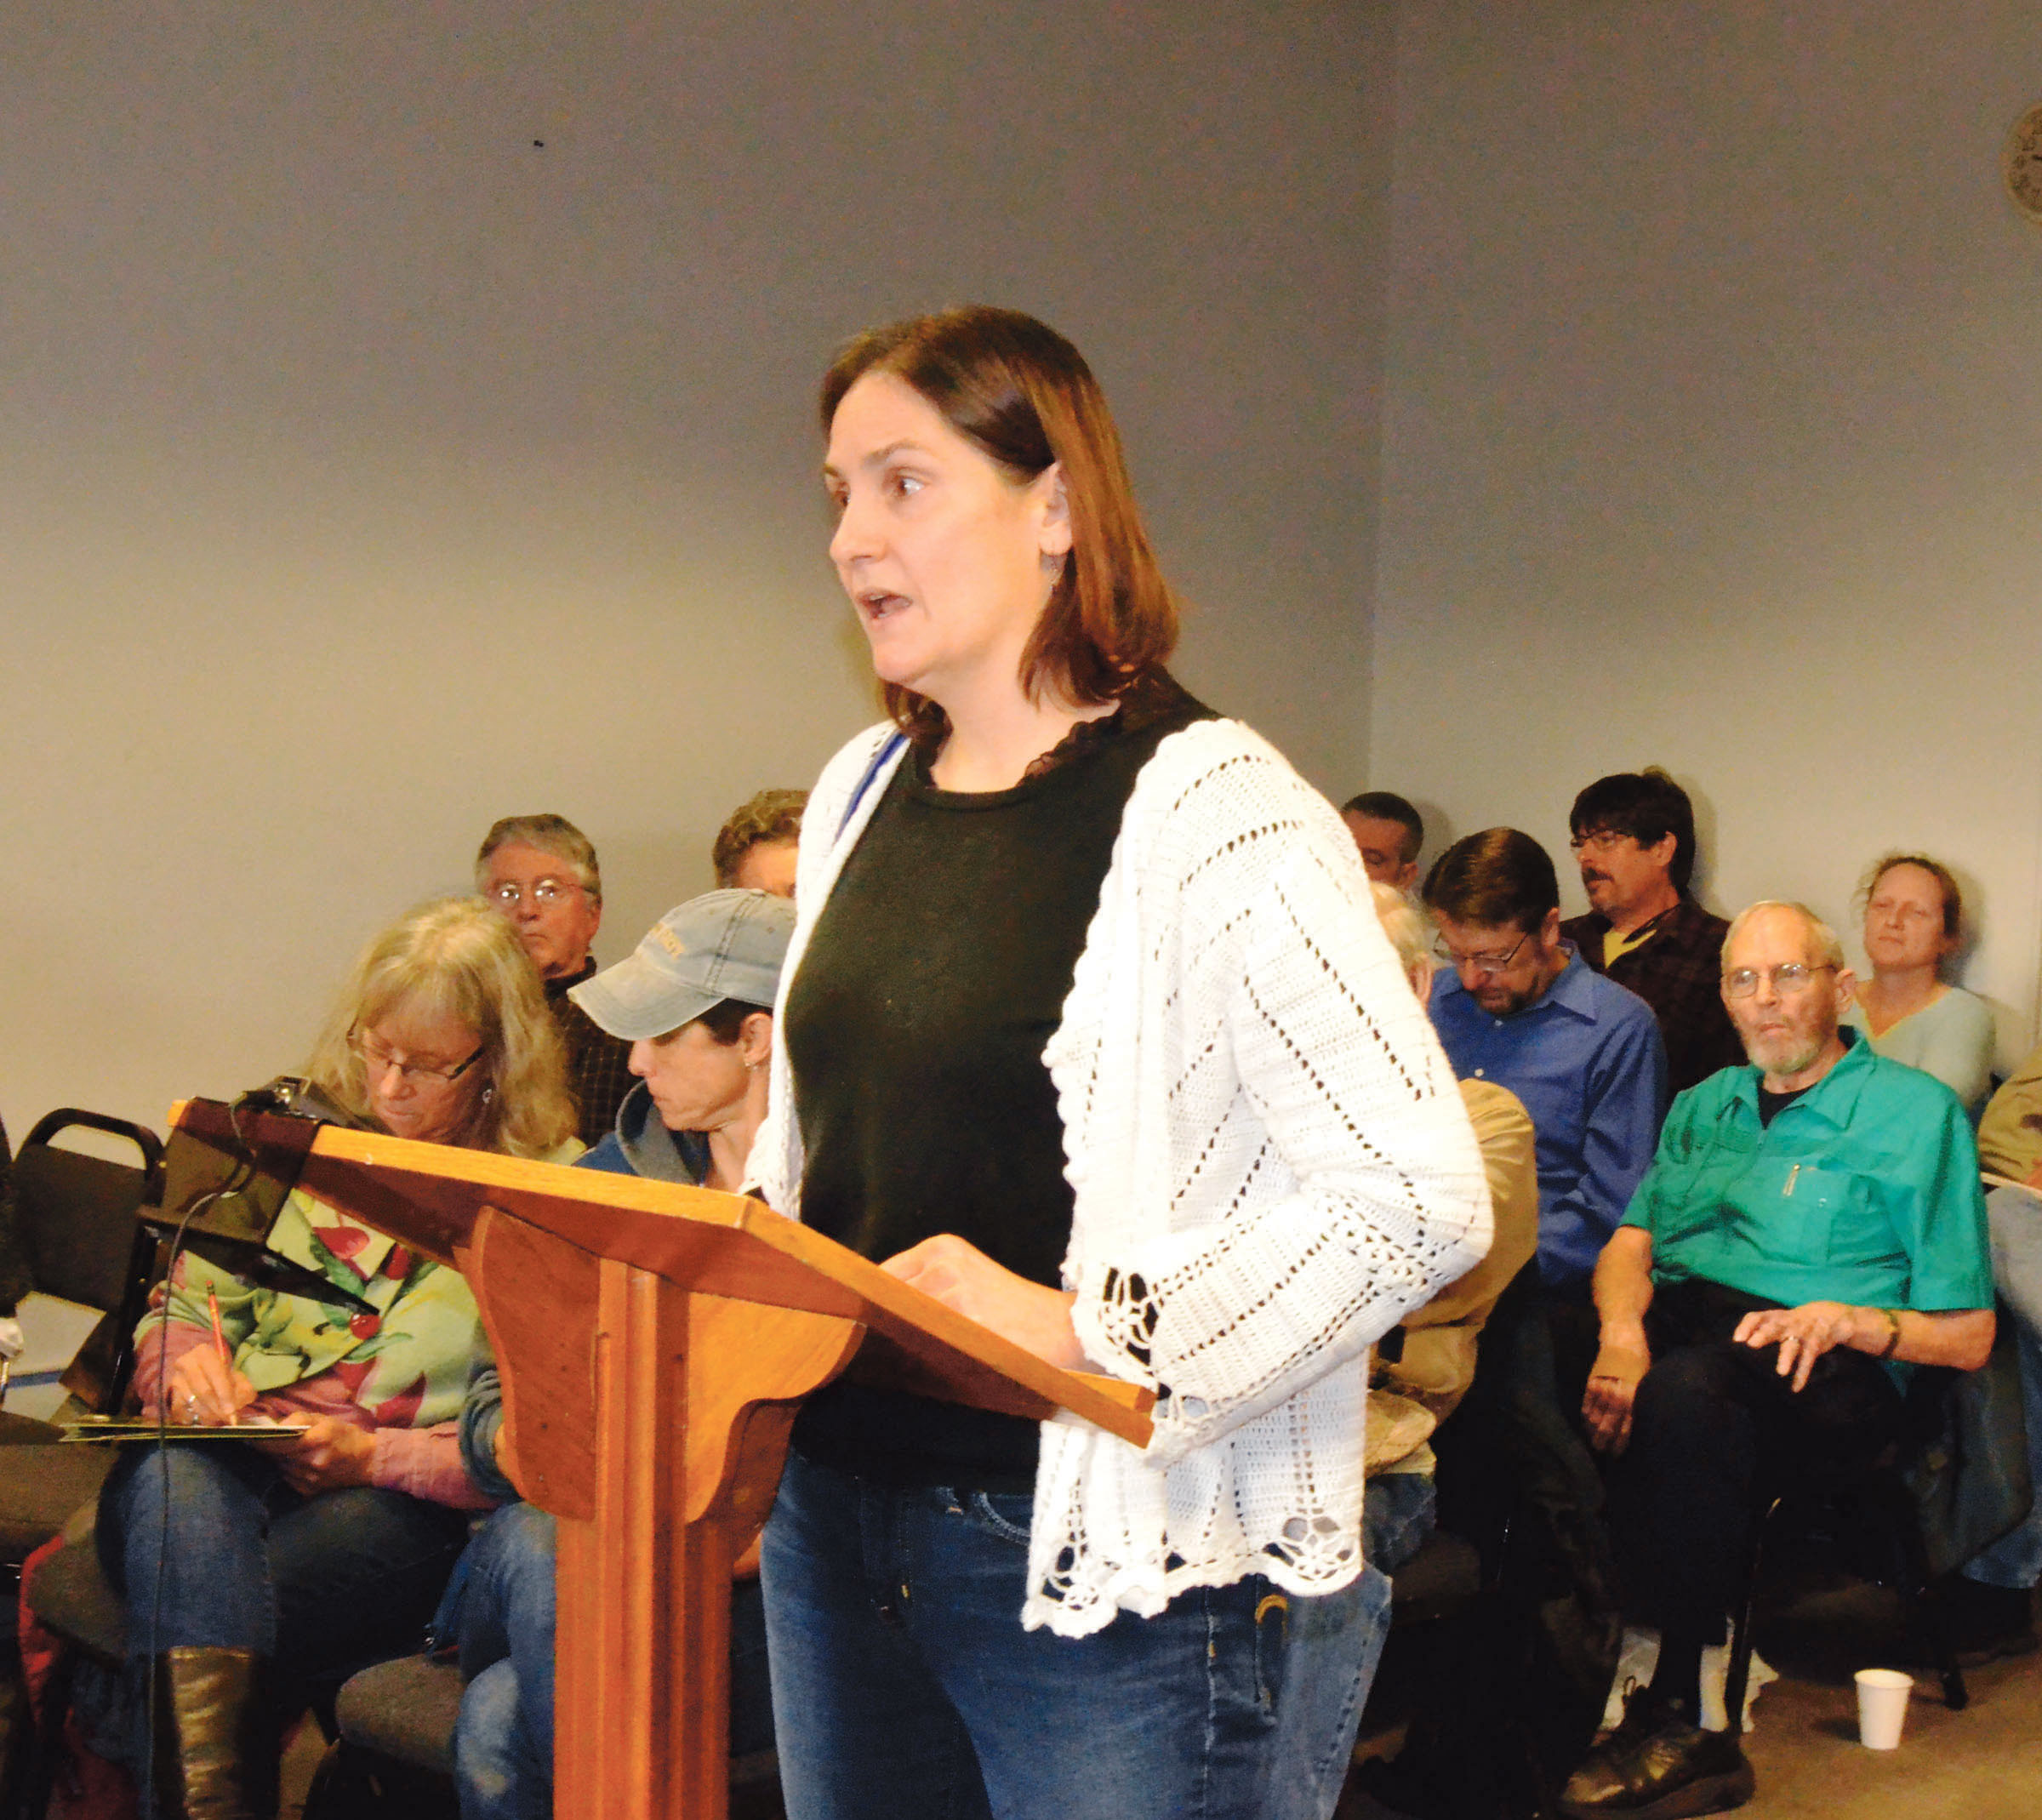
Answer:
[
  {"left": 1344, "top": 1576, "right": 2042, "bottom": 1820},
  {"left": 1731, "top": 1583, "right": 2042, "bottom": 1820},
  {"left": 271, "top": 1586, "right": 2042, "bottom": 1820}
]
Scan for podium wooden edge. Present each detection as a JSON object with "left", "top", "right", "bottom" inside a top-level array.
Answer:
[{"left": 168, "top": 1098, "right": 1156, "bottom": 1448}]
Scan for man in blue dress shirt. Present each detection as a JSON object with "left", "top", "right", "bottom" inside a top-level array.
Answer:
[{"left": 1423, "top": 828, "right": 1668, "bottom": 1321}]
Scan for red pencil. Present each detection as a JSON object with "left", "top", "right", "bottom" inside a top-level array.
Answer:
[{"left": 205, "top": 1287, "right": 237, "bottom": 1427}]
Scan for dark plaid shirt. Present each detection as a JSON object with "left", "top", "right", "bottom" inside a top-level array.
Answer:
[
  {"left": 547, "top": 960, "right": 636, "bottom": 1150},
  {"left": 1559, "top": 897, "right": 1743, "bottom": 1098}
]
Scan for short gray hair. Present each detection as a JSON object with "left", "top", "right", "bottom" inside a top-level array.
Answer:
[
  {"left": 1721, "top": 899, "right": 1845, "bottom": 973},
  {"left": 475, "top": 814, "right": 601, "bottom": 901}
]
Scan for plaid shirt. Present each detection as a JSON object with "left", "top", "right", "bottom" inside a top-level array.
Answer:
[
  {"left": 1559, "top": 897, "right": 1743, "bottom": 1098},
  {"left": 548, "top": 961, "right": 636, "bottom": 1150}
]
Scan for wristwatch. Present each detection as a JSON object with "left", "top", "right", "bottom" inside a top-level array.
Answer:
[{"left": 1876, "top": 1308, "right": 1903, "bottom": 1360}]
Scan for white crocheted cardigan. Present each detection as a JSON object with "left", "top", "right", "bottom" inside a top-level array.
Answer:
[{"left": 750, "top": 716, "right": 1492, "bottom": 1638}]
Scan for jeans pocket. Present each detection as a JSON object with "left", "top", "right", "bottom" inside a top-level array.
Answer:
[
  {"left": 1250, "top": 1578, "right": 1289, "bottom": 1714},
  {"left": 961, "top": 1490, "right": 1035, "bottom": 1550}
]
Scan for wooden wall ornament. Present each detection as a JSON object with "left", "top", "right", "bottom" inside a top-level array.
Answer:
[{"left": 2006, "top": 101, "right": 2042, "bottom": 223}]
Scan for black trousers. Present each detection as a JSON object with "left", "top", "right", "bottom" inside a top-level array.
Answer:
[{"left": 1611, "top": 1277, "right": 1904, "bottom": 1640}]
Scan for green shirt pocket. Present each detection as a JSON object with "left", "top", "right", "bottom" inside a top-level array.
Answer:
[{"left": 1743, "top": 1160, "right": 1859, "bottom": 1267}]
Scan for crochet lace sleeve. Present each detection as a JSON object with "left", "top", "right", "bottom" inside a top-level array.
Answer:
[{"left": 1063, "top": 746, "right": 1492, "bottom": 1467}]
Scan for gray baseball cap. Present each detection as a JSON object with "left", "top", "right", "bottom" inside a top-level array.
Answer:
[{"left": 568, "top": 889, "right": 796, "bottom": 1041}]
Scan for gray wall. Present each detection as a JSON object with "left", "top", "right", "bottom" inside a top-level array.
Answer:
[
  {"left": 1371, "top": 0, "right": 2042, "bottom": 1063},
  {"left": 1, "top": 3, "right": 1390, "bottom": 1135}
]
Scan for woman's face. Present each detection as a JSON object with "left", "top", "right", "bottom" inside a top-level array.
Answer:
[
  {"left": 630, "top": 1018, "right": 758, "bottom": 1134},
  {"left": 824, "top": 372, "right": 1070, "bottom": 709},
  {"left": 356, "top": 1005, "right": 488, "bottom": 1144},
  {"left": 1863, "top": 864, "right": 1953, "bottom": 973}
]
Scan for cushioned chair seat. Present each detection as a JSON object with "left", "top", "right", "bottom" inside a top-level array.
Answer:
[
  {"left": 24, "top": 1524, "right": 128, "bottom": 1669},
  {"left": 1387, "top": 1528, "right": 1483, "bottom": 1625},
  {"left": 0, "top": 1445, "right": 115, "bottom": 1565},
  {"left": 334, "top": 1655, "right": 465, "bottom": 1777}
]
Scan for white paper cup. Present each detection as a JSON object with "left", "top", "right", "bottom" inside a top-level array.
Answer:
[{"left": 1855, "top": 1668, "right": 1913, "bottom": 1749}]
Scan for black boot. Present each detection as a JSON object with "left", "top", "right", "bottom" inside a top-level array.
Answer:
[
  {"left": 147, "top": 1647, "right": 278, "bottom": 1820},
  {"left": 1558, "top": 1686, "right": 1754, "bottom": 1820}
]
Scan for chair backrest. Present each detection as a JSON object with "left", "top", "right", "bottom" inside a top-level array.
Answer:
[{"left": 14, "top": 1110, "right": 164, "bottom": 1311}]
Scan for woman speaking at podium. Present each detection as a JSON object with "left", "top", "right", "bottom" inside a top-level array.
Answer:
[
  {"left": 750, "top": 308, "right": 1492, "bottom": 1820},
  {"left": 98, "top": 898, "right": 579, "bottom": 1819}
]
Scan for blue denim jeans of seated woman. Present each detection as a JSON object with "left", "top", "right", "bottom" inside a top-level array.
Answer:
[
  {"left": 443, "top": 1503, "right": 557, "bottom": 1820},
  {"left": 445, "top": 1502, "right": 778, "bottom": 1820},
  {"left": 1362, "top": 1470, "right": 1438, "bottom": 1578},
  {"left": 95, "top": 1440, "right": 471, "bottom": 1816},
  {"left": 1965, "top": 1186, "right": 2042, "bottom": 1590},
  {"left": 761, "top": 1449, "right": 1391, "bottom": 1820}
]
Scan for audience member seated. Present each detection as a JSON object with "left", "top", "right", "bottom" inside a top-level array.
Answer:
[
  {"left": 1364, "top": 883, "right": 1539, "bottom": 1575},
  {"left": 1341, "top": 790, "right": 1424, "bottom": 892},
  {"left": 1948, "top": 1030, "right": 2042, "bottom": 1657},
  {"left": 444, "top": 888, "right": 796, "bottom": 1820},
  {"left": 1566, "top": 901, "right": 1993, "bottom": 1820},
  {"left": 1560, "top": 768, "right": 1744, "bottom": 1097},
  {"left": 477, "top": 813, "right": 633, "bottom": 1147},
  {"left": 1842, "top": 852, "right": 1994, "bottom": 1121},
  {"left": 98, "top": 899, "right": 579, "bottom": 1820},
  {"left": 711, "top": 788, "right": 807, "bottom": 897},
  {"left": 1424, "top": 828, "right": 1667, "bottom": 1397}
]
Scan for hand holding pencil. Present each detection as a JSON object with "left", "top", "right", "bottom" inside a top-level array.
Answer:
[{"left": 162, "top": 1292, "right": 255, "bottom": 1426}]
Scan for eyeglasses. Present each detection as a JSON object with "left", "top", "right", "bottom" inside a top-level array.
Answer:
[
  {"left": 1567, "top": 830, "right": 1631, "bottom": 855},
  {"left": 1722, "top": 962, "right": 1836, "bottom": 999},
  {"left": 487, "top": 878, "right": 588, "bottom": 910},
  {"left": 351, "top": 1034, "right": 488, "bottom": 1086},
  {"left": 1434, "top": 931, "right": 1530, "bottom": 975}
]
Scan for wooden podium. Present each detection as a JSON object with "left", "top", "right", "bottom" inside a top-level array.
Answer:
[{"left": 169, "top": 1101, "right": 1152, "bottom": 1820}]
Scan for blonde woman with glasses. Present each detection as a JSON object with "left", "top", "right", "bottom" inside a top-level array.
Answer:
[{"left": 95, "top": 897, "right": 579, "bottom": 1820}]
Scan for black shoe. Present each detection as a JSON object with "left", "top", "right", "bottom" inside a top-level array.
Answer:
[
  {"left": 1939, "top": 1575, "right": 2038, "bottom": 1669},
  {"left": 1557, "top": 1699, "right": 1754, "bottom": 1820}
]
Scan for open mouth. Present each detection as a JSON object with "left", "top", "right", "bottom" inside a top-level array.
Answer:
[{"left": 857, "top": 588, "right": 910, "bottom": 624}]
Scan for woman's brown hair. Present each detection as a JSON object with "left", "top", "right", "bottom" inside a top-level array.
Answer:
[
  {"left": 820, "top": 305, "right": 1179, "bottom": 746},
  {"left": 1857, "top": 852, "right": 1965, "bottom": 943}
]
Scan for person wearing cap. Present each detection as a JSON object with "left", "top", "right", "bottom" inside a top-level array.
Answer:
[{"left": 436, "top": 889, "right": 795, "bottom": 1820}]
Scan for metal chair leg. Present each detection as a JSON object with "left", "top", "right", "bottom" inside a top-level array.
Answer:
[
  {"left": 1720, "top": 1492, "right": 1781, "bottom": 1733},
  {"left": 1880, "top": 1477, "right": 1968, "bottom": 1710}
]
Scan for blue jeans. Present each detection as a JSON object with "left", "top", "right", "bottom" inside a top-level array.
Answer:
[
  {"left": 1964, "top": 1187, "right": 2042, "bottom": 1589},
  {"left": 447, "top": 1503, "right": 776, "bottom": 1820},
  {"left": 1362, "top": 1470, "right": 1437, "bottom": 1577},
  {"left": 448, "top": 1503, "right": 558, "bottom": 1820},
  {"left": 96, "top": 1441, "right": 469, "bottom": 1814},
  {"left": 761, "top": 1450, "right": 1390, "bottom": 1820}
]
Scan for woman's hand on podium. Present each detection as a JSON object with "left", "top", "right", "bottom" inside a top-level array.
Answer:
[
  {"left": 881, "top": 1235, "right": 1087, "bottom": 1372},
  {"left": 166, "top": 1347, "right": 255, "bottom": 1427}
]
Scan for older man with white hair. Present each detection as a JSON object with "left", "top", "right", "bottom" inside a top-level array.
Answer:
[{"left": 1561, "top": 899, "right": 1994, "bottom": 1820}]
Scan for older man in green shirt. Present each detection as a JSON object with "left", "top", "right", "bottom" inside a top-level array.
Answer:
[{"left": 1562, "top": 900, "right": 1994, "bottom": 1820}]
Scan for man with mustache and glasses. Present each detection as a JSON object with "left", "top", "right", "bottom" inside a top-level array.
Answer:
[
  {"left": 1560, "top": 769, "right": 1743, "bottom": 1098},
  {"left": 1562, "top": 901, "right": 1993, "bottom": 1820},
  {"left": 476, "top": 813, "right": 633, "bottom": 1148}
]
